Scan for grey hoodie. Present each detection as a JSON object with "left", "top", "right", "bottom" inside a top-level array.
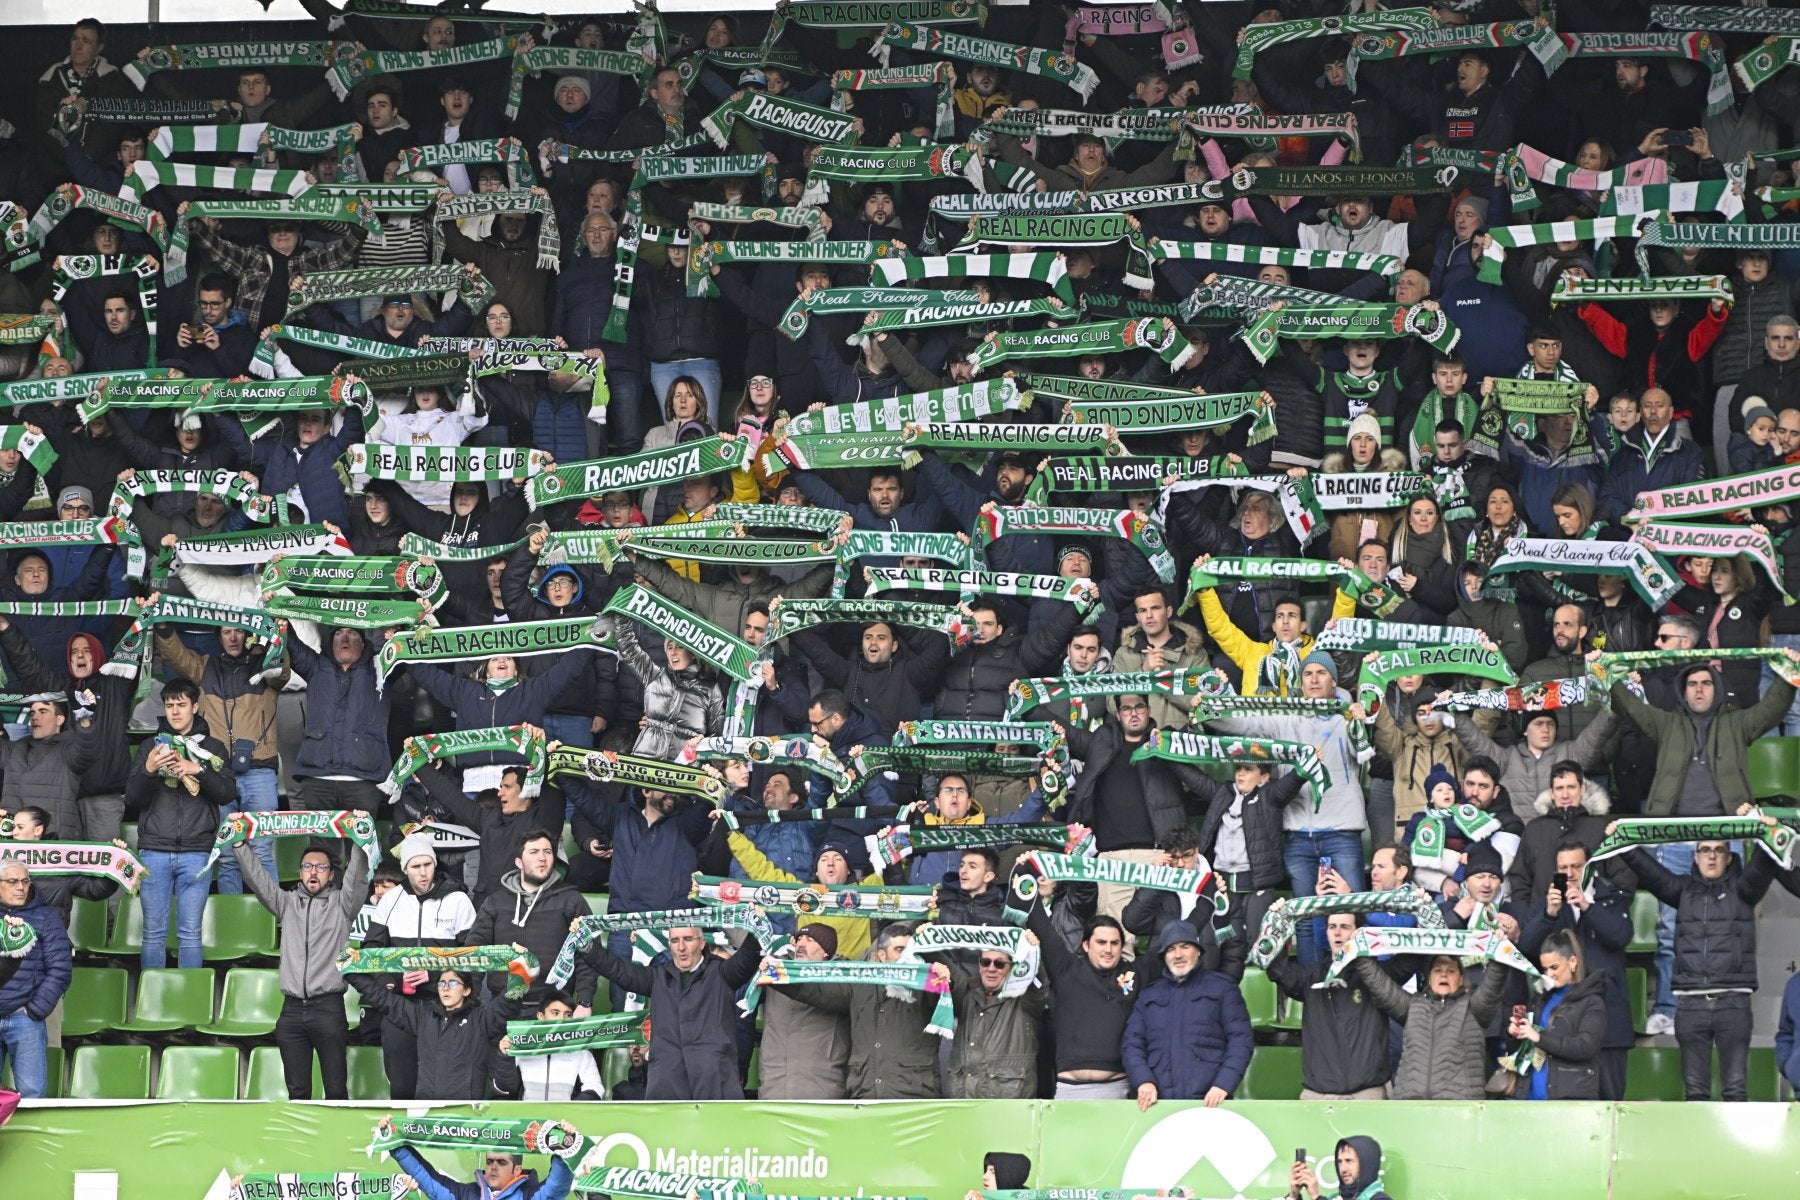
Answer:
[{"left": 236, "top": 842, "right": 368, "bottom": 999}]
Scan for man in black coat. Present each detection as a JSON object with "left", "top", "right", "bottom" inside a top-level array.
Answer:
[
  {"left": 935, "top": 596, "right": 1084, "bottom": 721},
  {"left": 1265, "top": 913, "right": 1393, "bottom": 1100},
  {"left": 576, "top": 916, "right": 765, "bottom": 1099}
]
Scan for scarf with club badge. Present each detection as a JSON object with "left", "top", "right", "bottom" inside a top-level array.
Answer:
[
  {"left": 431, "top": 189, "right": 560, "bottom": 270},
  {"left": 328, "top": 34, "right": 522, "bottom": 100},
  {"left": 1249, "top": 885, "right": 1448, "bottom": 967},
  {"left": 958, "top": 213, "right": 1154, "bottom": 289},
  {"left": 873, "top": 21, "right": 1098, "bottom": 99},
  {"left": 206, "top": 810, "right": 378, "bottom": 871},
  {"left": 967, "top": 319, "right": 1198, "bottom": 375},
  {"left": 975, "top": 505, "right": 1174, "bottom": 582},
  {"left": 833, "top": 63, "right": 956, "bottom": 139}
]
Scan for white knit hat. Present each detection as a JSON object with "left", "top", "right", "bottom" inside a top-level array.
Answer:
[{"left": 395, "top": 831, "right": 437, "bottom": 869}]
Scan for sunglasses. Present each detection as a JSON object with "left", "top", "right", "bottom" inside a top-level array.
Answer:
[{"left": 979, "top": 956, "right": 1011, "bottom": 969}]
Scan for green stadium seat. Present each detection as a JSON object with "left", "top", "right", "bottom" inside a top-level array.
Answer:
[
  {"left": 201, "top": 894, "right": 278, "bottom": 961},
  {"left": 583, "top": 893, "right": 609, "bottom": 916},
  {"left": 276, "top": 835, "right": 309, "bottom": 884},
  {"left": 601, "top": 1048, "right": 632, "bottom": 1094},
  {"left": 1625, "top": 1046, "right": 1684, "bottom": 1101},
  {"left": 1628, "top": 891, "right": 1661, "bottom": 955},
  {"left": 245, "top": 1045, "right": 321, "bottom": 1100},
  {"left": 114, "top": 967, "right": 215, "bottom": 1033},
  {"left": 346, "top": 1046, "right": 390, "bottom": 1100},
  {"left": 1236, "top": 1045, "right": 1302, "bottom": 1100},
  {"left": 1627, "top": 967, "right": 1648, "bottom": 1035},
  {"left": 1239, "top": 967, "right": 1280, "bottom": 1030},
  {"left": 67, "top": 896, "right": 109, "bottom": 955},
  {"left": 155, "top": 1046, "right": 240, "bottom": 1100},
  {"left": 1, "top": 1046, "right": 64, "bottom": 1097},
  {"left": 344, "top": 987, "right": 362, "bottom": 1026},
  {"left": 120, "top": 823, "right": 138, "bottom": 853},
  {"left": 67, "top": 1045, "right": 152, "bottom": 1099},
  {"left": 95, "top": 896, "right": 154, "bottom": 956},
  {"left": 60, "top": 966, "right": 129, "bottom": 1037},
  {"left": 1707, "top": 1047, "right": 1783, "bottom": 1102},
  {"left": 1747, "top": 736, "right": 1800, "bottom": 800},
  {"left": 197, "top": 968, "right": 281, "bottom": 1038},
  {"left": 745, "top": 1046, "right": 761, "bottom": 1093}
]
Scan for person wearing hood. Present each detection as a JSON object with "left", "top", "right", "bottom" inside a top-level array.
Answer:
[
  {"left": 1195, "top": 554, "right": 1355, "bottom": 697},
  {"left": 1353, "top": 942, "right": 1516, "bottom": 1100},
  {"left": 791, "top": 620, "right": 952, "bottom": 736},
  {"left": 385, "top": 477, "right": 530, "bottom": 604},
  {"left": 125, "top": 679, "right": 234, "bottom": 970},
  {"left": 723, "top": 833, "right": 886, "bottom": 961},
  {"left": 1443, "top": 700, "right": 1618, "bottom": 828},
  {"left": 1291, "top": 1137, "right": 1391, "bottom": 1200},
  {"left": 467, "top": 829, "right": 596, "bottom": 1013},
  {"left": 0, "top": 853, "right": 72, "bottom": 1098},
  {"left": 1122, "top": 919, "right": 1253, "bottom": 1109},
  {"left": 1446, "top": 562, "right": 1528, "bottom": 675},
  {"left": 179, "top": 207, "right": 367, "bottom": 331},
  {"left": 154, "top": 614, "right": 292, "bottom": 893},
  {"left": 234, "top": 828, "right": 369, "bottom": 1099},
  {"left": 575, "top": 916, "right": 765, "bottom": 1100},
  {"left": 349, "top": 956, "right": 529, "bottom": 1101},
  {"left": 979, "top": 1152, "right": 1031, "bottom": 1194},
  {"left": 373, "top": 1114, "right": 579, "bottom": 1200},
  {"left": 110, "top": 414, "right": 242, "bottom": 515},
  {"left": 1619, "top": 815, "right": 1782, "bottom": 1101},
  {"left": 502, "top": 530, "right": 619, "bottom": 754},
  {"left": 362, "top": 830, "right": 478, "bottom": 1101}
]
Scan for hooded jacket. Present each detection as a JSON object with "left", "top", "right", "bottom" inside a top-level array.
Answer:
[
  {"left": 155, "top": 629, "right": 291, "bottom": 771},
  {"left": 417, "top": 763, "right": 565, "bottom": 906},
  {"left": 498, "top": 548, "right": 615, "bottom": 719},
  {"left": 1609, "top": 669, "right": 1794, "bottom": 817},
  {"left": 470, "top": 867, "right": 597, "bottom": 1008},
  {"left": 614, "top": 619, "right": 722, "bottom": 760},
  {"left": 1354, "top": 953, "right": 1510, "bottom": 1100},
  {"left": 0, "top": 622, "right": 132, "bottom": 797},
  {"left": 236, "top": 840, "right": 368, "bottom": 999},
  {"left": 1122, "top": 922, "right": 1255, "bottom": 1099},
  {"left": 440, "top": 218, "right": 552, "bottom": 336},
  {"left": 389, "top": 1144, "right": 573, "bottom": 1200},
  {"left": 791, "top": 626, "right": 950, "bottom": 735},
  {"left": 126, "top": 714, "right": 236, "bottom": 853},
  {"left": 1505, "top": 779, "right": 1618, "bottom": 907},
  {"left": 1625, "top": 847, "right": 1775, "bottom": 993},
  {"left": 0, "top": 717, "right": 99, "bottom": 842},
  {"left": 288, "top": 629, "right": 392, "bottom": 781},
  {"left": 350, "top": 974, "right": 521, "bottom": 1100},
  {"left": 1333, "top": 1136, "right": 1391, "bottom": 1200},
  {"left": 935, "top": 610, "right": 1083, "bottom": 720},
  {"left": 0, "top": 883, "right": 72, "bottom": 1021}
]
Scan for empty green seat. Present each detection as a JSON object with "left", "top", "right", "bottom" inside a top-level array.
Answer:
[
  {"left": 1239, "top": 967, "right": 1280, "bottom": 1030},
  {"left": 1236, "top": 1045, "right": 1302, "bottom": 1100},
  {"left": 115, "top": 967, "right": 215, "bottom": 1033},
  {"left": 1, "top": 1046, "right": 64, "bottom": 1097},
  {"left": 275, "top": 836, "right": 309, "bottom": 884},
  {"left": 67, "top": 896, "right": 109, "bottom": 955},
  {"left": 1625, "top": 1047, "right": 1684, "bottom": 1101},
  {"left": 1708, "top": 1047, "right": 1782, "bottom": 1102},
  {"left": 120, "top": 823, "right": 139, "bottom": 853},
  {"left": 68, "top": 1045, "right": 151, "bottom": 1100},
  {"left": 197, "top": 968, "right": 282, "bottom": 1037},
  {"left": 61, "top": 966, "right": 129, "bottom": 1037},
  {"left": 155, "top": 1046, "right": 240, "bottom": 1100},
  {"left": 1627, "top": 967, "right": 1648, "bottom": 1035},
  {"left": 1628, "top": 891, "right": 1661, "bottom": 955},
  {"left": 344, "top": 987, "right": 363, "bottom": 1027},
  {"left": 346, "top": 1046, "right": 390, "bottom": 1100},
  {"left": 601, "top": 1048, "right": 633, "bottom": 1094},
  {"left": 95, "top": 896, "right": 153, "bottom": 956},
  {"left": 583, "top": 893, "right": 609, "bottom": 916},
  {"left": 1747, "top": 735, "right": 1800, "bottom": 800},
  {"left": 202, "top": 894, "right": 278, "bottom": 961},
  {"left": 245, "top": 1045, "right": 321, "bottom": 1100}
]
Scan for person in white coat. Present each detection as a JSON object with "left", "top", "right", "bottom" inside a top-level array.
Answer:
[
  {"left": 503, "top": 990, "right": 607, "bottom": 1101},
  {"left": 372, "top": 384, "right": 488, "bottom": 508}
]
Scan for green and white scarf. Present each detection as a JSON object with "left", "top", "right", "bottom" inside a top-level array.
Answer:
[
  {"left": 900, "top": 921, "right": 1041, "bottom": 996},
  {"left": 150, "top": 120, "right": 361, "bottom": 174},
  {"left": 110, "top": 469, "right": 275, "bottom": 524},
  {"left": 1734, "top": 36, "right": 1800, "bottom": 91},
  {"left": 1346, "top": 19, "right": 1568, "bottom": 90},
  {"left": 262, "top": 554, "right": 442, "bottom": 602},
  {"left": 1485, "top": 536, "right": 1680, "bottom": 609},
  {"left": 1250, "top": 884, "right": 1447, "bottom": 966},
  {"left": 1651, "top": 5, "right": 1800, "bottom": 33},
  {"left": 366, "top": 1112, "right": 584, "bottom": 1160},
  {"left": 710, "top": 503, "right": 849, "bottom": 534},
  {"left": 376, "top": 617, "right": 612, "bottom": 687},
  {"left": 506, "top": 44, "right": 652, "bottom": 119},
  {"left": 752, "top": 956, "right": 953, "bottom": 1036},
  {"left": 212, "top": 1173, "right": 413, "bottom": 1200},
  {"left": 863, "top": 568, "right": 1100, "bottom": 616},
  {"left": 783, "top": 377, "right": 1022, "bottom": 437},
  {"left": 833, "top": 529, "right": 972, "bottom": 578},
  {"left": 1040, "top": 377, "right": 1277, "bottom": 442},
  {"left": 851, "top": 746, "right": 1057, "bottom": 797},
  {"left": 1026, "top": 455, "right": 1244, "bottom": 501},
  {"left": 833, "top": 63, "right": 955, "bottom": 139},
  {"left": 1023, "top": 848, "right": 1209, "bottom": 895},
  {"left": 1150, "top": 239, "right": 1402, "bottom": 279},
  {"left": 340, "top": 943, "right": 540, "bottom": 1000},
  {"left": 1551, "top": 273, "right": 1735, "bottom": 308},
  {"left": 1311, "top": 471, "right": 1433, "bottom": 512},
  {"left": 547, "top": 748, "right": 726, "bottom": 803},
  {"left": 400, "top": 530, "right": 527, "bottom": 563},
  {"left": 1179, "top": 107, "right": 1359, "bottom": 154},
  {"left": 1636, "top": 217, "right": 1800, "bottom": 274},
  {"left": 870, "top": 251, "right": 1073, "bottom": 302},
  {"left": 1589, "top": 648, "right": 1800, "bottom": 693},
  {"left": 1234, "top": 7, "right": 1439, "bottom": 78},
  {"left": 1186, "top": 555, "right": 1390, "bottom": 611},
  {"left": 1584, "top": 815, "right": 1795, "bottom": 885},
  {"left": 975, "top": 504, "right": 1173, "bottom": 581},
  {"left": 1409, "top": 801, "right": 1501, "bottom": 859},
  {"left": 1628, "top": 460, "right": 1800, "bottom": 521},
  {"left": 966, "top": 318, "right": 1197, "bottom": 374},
  {"left": 900, "top": 421, "right": 1122, "bottom": 463},
  {"left": 1478, "top": 213, "right": 1648, "bottom": 284},
  {"left": 432, "top": 188, "right": 559, "bottom": 269},
  {"left": 576, "top": 1169, "right": 750, "bottom": 1200},
  {"left": 378, "top": 724, "right": 546, "bottom": 799},
  {"left": 768, "top": 596, "right": 969, "bottom": 644},
  {"left": 121, "top": 160, "right": 311, "bottom": 202},
  {"left": 625, "top": 534, "right": 835, "bottom": 569},
  {"left": 327, "top": 34, "right": 521, "bottom": 100},
  {"left": 803, "top": 144, "right": 982, "bottom": 207},
  {"left": 1356, "top": 645, "right": 1517, "bottom": 718},
  {"left": 548, "top": 902, "right": 774, "bottom": 988},
  {"left": 778, "top": 286, "right": 976, "bottom": 339},
  {"left": 57, "top": 99, "right": 218, "bottom": 137},
  {"left": 249, "top": 324, "right": 425, "bottom": 378},
  {"left": 345, "top": 443, "right": 549, "bottom": 484},
  {"left": 681, "top": 735, "right": 854, "bottom": 794},
  {"left": 166, "top": 192, "right": 377, "bottom": 284},
  {"left": 1565, "top": 31, "right": 1729, "bottom": 113},
  {"left": 286, "top": 264, "right": 496, "bottom": 320},
  {"left": 1132, "top": 727, "right": 1331, "bottom": 807},
  {"left": 171, "top": 523, "right": 352, "bottom": 569},
  {"left": 870, "top": 826, "right": 1090, "bottom": 871},
  {"left": 873, "top": 20, "right": 1097, "bottom": 98},
  {"left": 504, "top": 1013, "right": 649, "bottom": 1056},
  {"left": 633, "top": 153, "right": 775, "bottom": 204},
  {"left": 326, "top": 354, "right": 472, "bottom": 396},
  {"left": 262, "top": 594, "right": 428, "bottom": 630},
  {"left": 207, "top": 809, "right": 377, "bottom": 871},
  {"left": 689, "top": 238, "right": 900, "bottom": 298},
  {"left": 765, "top": 431, "right": 904, "bottom": 473},
  {"left": 895, "top": 719, "right": 1066, "bottom": 762},
  {"left": 125, "top": 39, "right": 353, "bottom": 88},
  {"left": 1431, "top": 678, "right": 1593, "bottom": 713},
  {"left": 604, "top": 586, "right": 759, "bottom": 681},
  {"left": 694, "top": 873, "right": 937, "bottom": 918},
  {"left": 6, "top": 840, "right": 146, "bottom": 894},
  {"left": 1240, "top": 300, "right": 1459, "bottom": 364},
  {"left": 109, "top": 594, "right": 285, "bottom": 681},
  {"left": 52, "top": 254, "right": 160, "bottom": 366},
  {"left": 1312, "top": 618, "right": 1487, "bottom": 654},
  {"left": 525, "top": 435, "right": 751, "bottom": 510},
  {"left": 27, "top": 185, "right": 166, "bottom": 261},
  {"left": 534, "top": 523, "right": 732, "bottom": 571},
  {"left": 958, "top": 213, "right": 1154, "bottom": 289},
  {"left": 1324, "top": 925, "right": 1539, "bottom": 985},
  {"left": 1005, "top": 668, "right": 1230, "bottom": 720},
  {"left": 0, "top": 426, "right": 57, "bottom": 477},
  {"left": 701, "top": 91, "right": 858, "bottom": 149}
]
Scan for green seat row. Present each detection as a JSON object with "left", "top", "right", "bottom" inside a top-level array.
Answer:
[
  {"left": 61, "top": 1044, "right": 389, "bottom": 1100},
  {"left": 72, "top": 894, "right": 277, "bottom": 961}
]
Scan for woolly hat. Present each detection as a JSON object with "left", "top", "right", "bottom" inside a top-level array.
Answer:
[
  {"left": 55, "top": 485, "right": 93, "bottom": 512},
  {"left": 1454, "top": 195, "right": 1490, "bottom": 227},
  {"left": 1423, "top": 762, "right": 1464, "bottom": 808},
  {"left": 553, "top": 74, "right": 591, "bottom": 100},
  {"left": 797, "top": 923, "right": 838, "bottom": 957},
  {"left": 1463, "top": 840, "right": 1504, "bottom": 879},
  {"left": 1301, "top": 648, "right": 1338, "bottom": 683},
  {"left": 1741, "top": 395, "right": 1776, "bottom": 429},
  {"left": 1346, "top": 412, "right": 1383, "bottom": 444},
  {"left": 817, "top": 839, "right": 855, "bottom": 872},
  {"left": 395, "top": 831, "right": 437, "bottom": 869}
]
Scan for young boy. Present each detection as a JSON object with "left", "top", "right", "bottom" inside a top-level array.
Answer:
[
  {"left": 1729, "top": 397, "right": 1779, "bottom": 474},
  {"left": 1405, "top": 353, "right": 1481, "bottom": 469}
]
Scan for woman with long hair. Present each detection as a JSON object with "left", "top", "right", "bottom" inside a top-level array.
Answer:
[
  {"left": 1674, "top": 553, "right": 1774, "bottom": 709},
  {"left": 1509, "top": 929, "right": 1606, "bottom": 1101},
  {"left": 1389, "top": 494, "right": 1459, "bottom": 618},
  {"left": 641, "top": 376, "right": 710, "bottom": 521}
]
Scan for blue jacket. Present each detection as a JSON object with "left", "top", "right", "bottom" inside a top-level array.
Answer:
[
  {"left": 1122, "top": 962, "right": 1254, "bottom": 1098},
  {"left": 0, "top": 887, "right": 73, "bottom": 1021},
  {"left": 1439, "top": 275, "right": 1528, "bottom": 386},
  {"left": 810, "top": 704, "right": 893, "bottom": 814},
  {"left": 553, "top": 254, "right": 642, "bottom": 369},
  {"left": 726, "top": 791, "right": 819, "bottom": 884},
  {"left": 391, "top": 1143, "right": 573, "bottom": 1200},
  {"left": 409, "top": 653, "right": 590, "bottom": 763},
  {"left": 1596, "top": 426, "right": 1706, "bottom": 523},
  {"left": 582, "top": 789, "right": 712, "bottom": 915},
  {"left": 532, "top": 389, "right": 591, "bottom": 467},
  {"left": 910, "top": 790, "right": 1049, "bottom": 886},
  {"left": 258, "top": 405, "right": 366, "bottom": 528},
  {"left": 288, "top": 630, "right": 391, "bottom": 781},
  {"left": 1778, "top": 971, "right": 1800, "bottom": 1097}
]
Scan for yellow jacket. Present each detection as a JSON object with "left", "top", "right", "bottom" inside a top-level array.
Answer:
[
  {"left": 660, "top": 474, "right": 757, "bottom": 580},
  {"left": 1198, "top": 586, "right": 1355, "bottom": 695},
  {"left": 727, "top": 831, "right": 879, "bottom": 959}
]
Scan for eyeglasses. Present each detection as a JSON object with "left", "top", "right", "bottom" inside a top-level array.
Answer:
[
  {"left": 748, "top": 376, "right": 775, "bottom": 387},
  {"left": 1655, "top": 632, "right": 1680, "bottom": 642},
  {"left": 979, "top": 956, "right": 1011, "bottom": 969},
  {"left": 1118, "top": 703, "right": 1149, "bottom": 713},
  {"left": 1694, "top": 846, "right": 1730, "bottom": 857},
  {"left": 0, "top": 877, "right": 29, "bottom": 887},
  {"left": 61, "top": 503, "right": 92, "bottom": 515},
  {"left": 298, "top": 862, "right": 331, "bottom": 873},
  {"left": 436, "top": 978, "right": 467, "bottom": 988}
]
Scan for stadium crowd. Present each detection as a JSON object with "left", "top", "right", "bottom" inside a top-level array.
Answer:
[{"left": 2, "top": 0, "right": 1800, "bottom": 1126}]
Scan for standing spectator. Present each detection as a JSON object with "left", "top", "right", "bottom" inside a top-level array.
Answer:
[
  {"left": 504, "top": 992, "right": 606, "bottom": 1101},
  {"left": 1349, "top": 951, "right": 1514, "bottom": 1100},
  {"left": 1122, "top": 920, "right": 1254, "bottom": 1110},
  {"left": 757, "top": 925, "right": 850, "bottom": 1101},
  {"left": 1508, "top": 928, "right": 1608, "bottom": 1101},
  {"left": 287, "top": 628, "right": 392, "bottom": 820},
  {"left": 234, "top": 834, "right": 369, "bottom": 1100},
  {"left": 466, "top": 831, "right": 595, "bottom": 1013},
  {"left": 1777, "top": 969, "right": 1800, "bottom": 1100},
  {"left": 0, "top": 855, "right": 72, "bottom": 1098},
  {"left": 1267, "top": 913, "right": 1393, "bottom": 1101},
  {"left": 348, "top": 961, "right": 529, "bottom": 1101},
  {"left": 1025, "top": 896, "right": 1136, "bottom": 1100},
  {"left": 946, "top": 932, "right": 1046, "bottom": 1099}
]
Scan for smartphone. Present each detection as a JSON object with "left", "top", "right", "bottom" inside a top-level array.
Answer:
[
  {"left": 1318, "top": 856, "right": 1333, "bottom": 878},
  {"left": 1295, "top": 1149, "right": 1307, "bottom": 1164},
  {"left": 1555, "top": 872, "right": 1570, "bottom": 894},
  {"left": 1662, "top": 130, "right": 1693, "bottom": 148},
  {"left": 1512, "top": 1004, "right": 1527, "bottom": 1025}
]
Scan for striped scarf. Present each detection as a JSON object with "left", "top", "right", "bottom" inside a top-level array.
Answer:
[{"left": 873, "top": 21, "right": 1098, "bottom": 99}]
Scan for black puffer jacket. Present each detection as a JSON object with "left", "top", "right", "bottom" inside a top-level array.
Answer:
[
  {"left": 1193, "top": 773, "right": 1307, "bottom": 890},
  {"left": 639, "top": 261, "right": 718, "bottom": 362},
  {"left": 1525, "top": 970, "right": 1608, "bottom": 1101},
  {"left": 126, "top": 716, "right": 235, "bottom": 853},
  {"left": 350, "top": 977, "right": 519, "bottom": 1101},
  {"left": 934, "top": 611, "right": 1080, "bottom": 720},
  {"left": 1624, "top": 848, "right": 1775, "bottom": 993},
  {"left": 791, "top": 629, "right": 949, "bottom": 735},
  {"left": 1064, "top": 720, "right": 1211, "bottom": 844},
  {"left": 1266, "top": 957, "right": 1393, "bottom": 1097}
]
